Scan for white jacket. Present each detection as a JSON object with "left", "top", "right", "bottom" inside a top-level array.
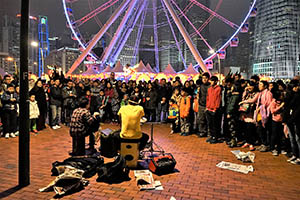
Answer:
[{"left": 29, "top": 100, "right": 40, "bottom": 119}]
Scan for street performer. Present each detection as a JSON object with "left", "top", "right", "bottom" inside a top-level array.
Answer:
[
  {"left": 69, "top": 97, "right": 100, "bottom": 156},
  {"left": 113, "top": 95, "right": 149, "bottom": 151}
]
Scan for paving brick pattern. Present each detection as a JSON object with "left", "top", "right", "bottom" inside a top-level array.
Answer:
[{"left": 0, "top": 124, "right": 300, "bottom": 200}]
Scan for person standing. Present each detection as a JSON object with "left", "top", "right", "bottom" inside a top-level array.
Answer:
[
  {"left": 206, "top": 76, "right": 222, "bottom": 144},
  {"left": 196, "top": 72, "right": 210, "bottom": 137},
  {"left": 29, "top": 94, "right": 40, "bottom": 134},
  {"left": 30, "top": 80, "right": 47, "bottom": 131},
  {"left": 49, "top": 79, "right": 63, "bottom": 129},
  {"left": 62, "top": 80, "right": 77, "bottom": 126},
  {"left": 1, "top": 84, "right": 19, "bottom": 138}
]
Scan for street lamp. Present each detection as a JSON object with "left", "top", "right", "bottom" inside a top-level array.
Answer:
[
  {"left": 6, "top": 56, "right": 14, "bottom": 61},
  {"left": 31, "top": 41, "right": 38, "bottom": 47}
]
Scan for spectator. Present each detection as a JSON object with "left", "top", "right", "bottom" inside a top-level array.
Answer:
[
  {"left": 1, "top": 84, "right": 19, "bottom": 138},
  {"left": 29, "top": 94, "right": 40, "bottom": 134},
  {"left": 179, "top": 88, "right": 191, "bottom": 136},
  {"left": 206, "top": 76, "right": 221, "bottom": 144},
  {"left": 30, "top": 80, "right": 47, "bottom": 131},
  {"left": 49, "top": 79, "right": 63, "bottom": 129}
]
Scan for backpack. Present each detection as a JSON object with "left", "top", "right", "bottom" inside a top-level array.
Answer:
[{"left": 96, "top": 155, "right": 130, "bottom": 184}]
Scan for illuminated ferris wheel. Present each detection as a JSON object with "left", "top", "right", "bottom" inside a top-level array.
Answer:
[{"left": 62, "top": 0, "right": 257, "bottom": 75}]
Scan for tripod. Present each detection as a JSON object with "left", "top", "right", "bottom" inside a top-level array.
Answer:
[{"left": 142, "top": 122, "right": 164, "bottom": 158}]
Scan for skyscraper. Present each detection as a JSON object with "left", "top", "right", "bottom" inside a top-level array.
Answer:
[{"left": 252, "top": 0, "right": 300, "bottom": 78}]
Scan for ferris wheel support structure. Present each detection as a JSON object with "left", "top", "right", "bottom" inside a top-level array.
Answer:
[
  {"left": 67, "top": 0, "right": 131, "bottom": 75},
  {"left": 110, "top": 0, "right": 148, "bottom": 64},
  {"left": 162, "top": 0, "right": 209, "bottom": 73},
  {"left": 152, "top": 0, "right": 160, "bottom": 72},
  {"left": 101, "top": 0, "right": 139, "bottom": 66}
]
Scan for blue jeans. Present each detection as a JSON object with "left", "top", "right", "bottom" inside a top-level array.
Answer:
[
  {"left": 50, "top": 105, "right": 61, "bottom": 127},
  {"left": 288, "top": 123, "right": 300, "bottom": 158}
]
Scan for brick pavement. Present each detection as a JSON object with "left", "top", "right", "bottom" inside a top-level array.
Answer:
[{"left": 0, "top": 124, "right": 300, "bottom": 200}]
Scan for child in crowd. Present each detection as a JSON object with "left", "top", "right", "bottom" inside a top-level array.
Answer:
[
  {"left": 29, "top": 94, "right": 40, "bottom": 134},
  {"left": 111, "top": 93, "right": 120, "bottom": 124},
  {"left": 120, "top": 94, "right": 129, "bottom": 107},
  {"left": 168, "top": 99, "right": 179, "bottom": 134},
  {"left": 156, "top": 96, "right": 168, "bottom": 122},
  {"left": 171, "top": 87, "right": 182, "bottom": 106},
  {"left": 179, "top": 88, "right": 191, "bottom": 136},
  {"left": 97, "top": 89, "right": 108, "bottom": 121}
]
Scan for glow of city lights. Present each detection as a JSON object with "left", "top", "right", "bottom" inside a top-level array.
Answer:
[
  {"left": 6, "top": 57, "right": 14, "bottom": 61},
  {"left": 209, "top": 49, "right": 215, "bottom": 54},
  {"left": 31, "top": 41, "right": 39, "bottom": 47}
]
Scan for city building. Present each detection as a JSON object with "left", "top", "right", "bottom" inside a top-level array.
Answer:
[
  {"left": 252, "top": 0, "right": 300, "bottom": 78},
  {"left": 0, "top": 14, "right": 38, "bottom": 74},
  {"left": 44, "top": 47, "right": 84, "bottom": 74}
]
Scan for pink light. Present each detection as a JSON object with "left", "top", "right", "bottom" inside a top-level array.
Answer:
[{"left": 74, "top": 0, "right": 120, "bottom": 27}]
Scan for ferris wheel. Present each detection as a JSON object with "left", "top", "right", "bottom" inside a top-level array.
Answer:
[{"left": 62, "top": 0, "right": 257, "bottom": 75}]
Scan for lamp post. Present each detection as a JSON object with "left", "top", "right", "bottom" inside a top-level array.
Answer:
[{"left": 19, "top": 0, "right": 30, "bottom": 187}]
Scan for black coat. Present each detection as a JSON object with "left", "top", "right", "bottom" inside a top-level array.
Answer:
[
  {"left": 145, "top": 89, "right": 157, "bottom": 110},
  {"left": 30, "top": 86, "right": 47, "bottom": 113},
  {"left": 49, "top": 86, "right": 62, "bottom": 106}
]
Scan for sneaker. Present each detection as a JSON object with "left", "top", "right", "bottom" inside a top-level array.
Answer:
[
  {"left": 242, "top": 143, "right": 250, "bottom": 148},
  {"left": 33, "top": 130, "right": 38, "bottom": 134},
  {"left": 52, "top": 126, "right": 58, "bottom": 130},
  {"left": 14, "top": 131, "right": 19, "bottom": 136},
  {"left": 287, "top": 155, "right": 297, "bottom": 162},
  {"left": 272, "top": 150, "right": 279, "bottom": 156},
  {"left": 209, "top": 138, "right": 218, "bottom": 144},
  {"left": 56, "top": 125, "right": 61, "bottom": 129},
  {"left": 290, "top": 158, "right": 300, "bottom": 165},
  {"left": 206, "top": 137, "right": 212, "bottom": 143},
  {"left": 10, "top": 133, "right": 16, "bottom": 138},
  {"left": 281, "top": 150, "right": 287, "bottom": 155},
  {"left": 170, "top": 130, "right": 174, "bottom": 134},
  {"left": 5, "top": 133, "right": 10, "bottom": 139},
  {"left": 249, "top": 145, "right": 255, "bottom": 151}
]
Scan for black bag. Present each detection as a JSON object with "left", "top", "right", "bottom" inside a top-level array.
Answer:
[
  {"left": 51, "top": 156, "right": 104, "bottom": 178},
  {"left": 96, "top": 154, "right": 130, "bottom": 183},
  {"left": 99, "top": 129, "right": 118, "bottom": 158},
  {"left": 148, "top": 153, "right": 176, "bottom": 175}
]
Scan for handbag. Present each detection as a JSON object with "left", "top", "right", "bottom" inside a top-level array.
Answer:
[
  {"left": 239, "top": 103, "right": 250, "bottom": 113},
  {"left": 148, "top": 153, "right": 176, "bottom": 175}
]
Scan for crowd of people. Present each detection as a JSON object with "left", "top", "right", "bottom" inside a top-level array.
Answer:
[{"left": 0, "top": 70, "right": 299, "bottom": 165}]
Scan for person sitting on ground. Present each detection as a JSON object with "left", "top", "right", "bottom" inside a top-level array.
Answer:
[
  {"left": 69, "top": 97, "right": 100, "bottom": 156},
  {"left": 113, "top": 95, "right": 149, "bottom": 151}
]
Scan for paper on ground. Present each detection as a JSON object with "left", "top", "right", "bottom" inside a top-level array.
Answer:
[
  {"left": 231, "top": 150, "right": 255, "bottom": 163},
  {"left": 216, "top": 161, "right": 254, "bottom": 174}
]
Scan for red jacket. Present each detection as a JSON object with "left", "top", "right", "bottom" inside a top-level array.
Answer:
[{"left": 206, "top": 85, "right": 221, "bottom": 112}]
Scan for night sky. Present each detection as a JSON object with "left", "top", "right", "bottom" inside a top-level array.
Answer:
[{"left": 1, "top": 0, "right": 251, "bottom": 47}]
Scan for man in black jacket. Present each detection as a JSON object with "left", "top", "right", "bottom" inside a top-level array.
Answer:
[
  {"left": 49, "top": 79, "right": 63, "bottom": 129},
  {"left": 196, "top": 72, "right": 210, "bottom": 137},
  {"left": 62, "top": 80, "right": 77, "bottom": 126}
]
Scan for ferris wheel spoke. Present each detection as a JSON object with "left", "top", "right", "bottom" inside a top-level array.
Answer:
[
  {"left": 67, "top": 0, "right": 131, "bottom": 75},
  {"left": 110, "top": 1, "right": 147, "bottom": 63},
  {"left": 189, "top": 0, "right": 239, "bottom": 29},
  {"left": 161, "top": 0, "right": 187, "bottom": 68},
  {"left": 171, "top": 0, "right": 213, "bottom": 51},
  {"left": 153, "top": 0, "right": 160, "bottom": 72},
  {"left": 197, "top": 0, "right": 222, "bottom": 33},
  {"left": 162, "top": 0, "right": 209, "bottom": 73},
  {"left": 101, "top": 0, "right": 139, "bottom": 65},
  {"left": 74, "top": 0, "right": 120, "bottom": 27},
  {"left": 131, "top": 2, "right": 148, "bottom": 66}
]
